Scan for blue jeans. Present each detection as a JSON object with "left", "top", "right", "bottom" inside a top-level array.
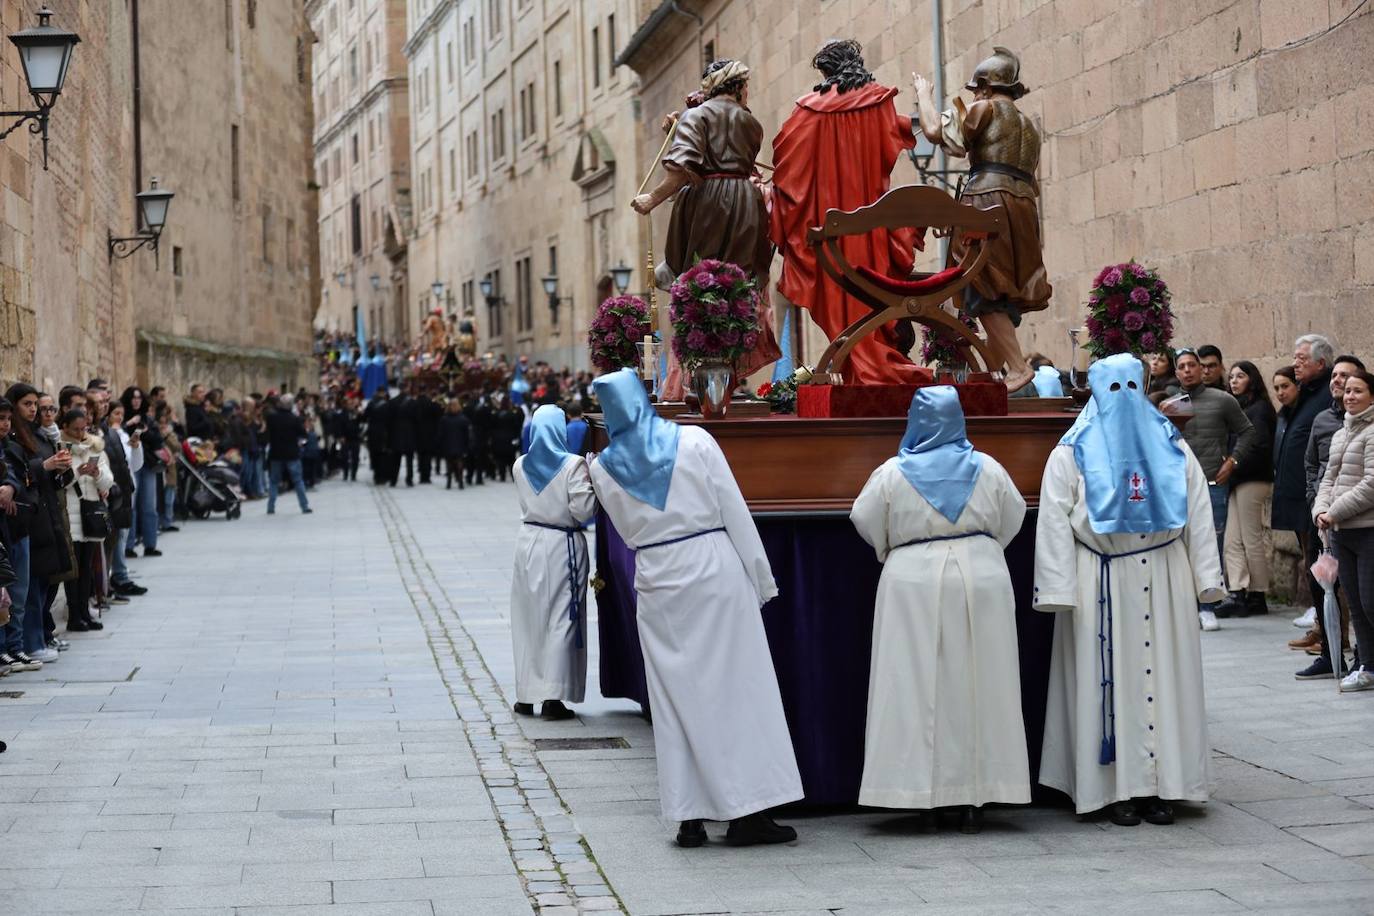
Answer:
[
  {"left": 1204, "top": 482, "right": 1230, "bottom": 608},
  {"left": 268, "top": 459, "right": 309, "bottom": 512},
  {"left": 2, "top": 536, "right": 30, "bottom": 654},
  {"left": 111, "top": 528, "right": 131, "bottom": 584},
  {"left": 136, "top": 465, "right": 160, "bottom": 551},
  {"left": 241, "top": 454, "right": 263, "bottom": 498},
  {"left": 161, "top": 477, "right": 175, "bottom": 526}
]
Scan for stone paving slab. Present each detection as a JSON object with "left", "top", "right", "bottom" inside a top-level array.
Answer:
[{"left": 4, "top": 474, "right": 1374, "bottom": 914}]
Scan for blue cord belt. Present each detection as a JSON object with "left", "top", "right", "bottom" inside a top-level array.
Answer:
[
  {"left": 523, "top": 521, "right": 587, "bottom": 649},
  {"left": 892, "top": 530, "right": 994, "bottom": 550},
  {"left": 635, "top": 526, "right": 726, "bottom": 551},
  {"left": 1077, "top": 535, "right": 1179, "bottom": 766}
]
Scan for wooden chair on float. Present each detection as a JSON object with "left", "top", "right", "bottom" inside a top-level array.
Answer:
[{"left": 805, "top": 184, "right": 1006, "bottom": 384}]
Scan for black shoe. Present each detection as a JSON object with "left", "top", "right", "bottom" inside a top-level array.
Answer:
[
  {"left": 541, "top": 700, "right": 576, "bottom": 721},
  {"left": 1142, "top": 797, "right": 1175, "bottom": 825},
  {"left": 1108, "top": 801, "right": 1141, "bottom": 826},
  {"left": 677, "top": 819, "right": 707, "bottom": 848},
  {"left": 124, "top": 548, "right": 138, "bottom": 559},
  {"left": 144, "top": 548, "right": 162, "bottom": 557},
  {"left": 302, "top": 508, "right": 313, "bottom": 514},
  {"left": 725, "top": 812, "right": 797, "bottom": 846},
  {"left": 1245, "top": 591, "right": 1269, "bottom": 616},
  {"left": 161, "top": 525, "right": 180, "bottom": 533},
  {"left": 1213, "top": 591, "right": 1246, "bottom": 618},
  {"left": 513, "top": 702, "right": 535, "bottom": 716},
  {"left": 959, "top": 806, "right": 983, "bottom": 834},
  {"left": 67, "top": 619, "right": 103, "bottom": 632},
  {"left": 1296, "top": 655, "right": 1344, "bottom": 680},
  {"left": 113, "top": 581, "right": 148, "bottom": 597}
]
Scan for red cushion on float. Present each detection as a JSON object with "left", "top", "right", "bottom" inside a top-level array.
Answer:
[{"left": 854, "top": 264, "right": 965, "bottom": 295}]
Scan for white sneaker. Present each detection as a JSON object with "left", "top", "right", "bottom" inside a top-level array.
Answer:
[
  {"left": 1294, "top": 606, "right": 1317, "bottom": 628},
  {"left": 1199, "top": 610, "right": 1220, "bottom": 631},
  {"left": 31, "top": 648, "right": 59, "bottom": 663},
  {"left": 1339, "top": 666, "right": 1374, "bottom": 693}
]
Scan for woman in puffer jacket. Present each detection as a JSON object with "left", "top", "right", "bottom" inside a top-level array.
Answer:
[
  {"left": 1315, "top": 369, "right": 1374, "bottom": 693},
  {"left": 56, "top": 408, "right": 113, "bottom": 633}
]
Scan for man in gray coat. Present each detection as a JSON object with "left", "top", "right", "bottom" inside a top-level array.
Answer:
[{"left": 1175, "top": 348, "right": 1258, "bottom": 631}]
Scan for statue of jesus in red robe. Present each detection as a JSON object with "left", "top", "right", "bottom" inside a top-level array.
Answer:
[{"left": 770, "top": 40, "right": 931, "bottom": 386}]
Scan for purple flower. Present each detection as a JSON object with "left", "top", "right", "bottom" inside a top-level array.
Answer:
[
  {"left": 686, "top": 329, "right": 708, "bottom": 351},
  {"left": 1104, "top": 328, "right": 1129, "bottom": 352},
  {"left": 722, "top": 328, "right": 741, "bottom": 346},
  {"left": 1105, "top": 294, "right": 1126, "bottom": 319},
  {"left": 1139, "top": 331, "right": 1158, "bottom": 351},
  {"left": 1085, "top": 316, "right": 1103, "bottom": 337},
  {"left": 706, "top": 298, "right": 728, "bottom": 317},
  {"left": 1129, "top": 286, "right": 1150, "bottom": 306},
  {"left": 732, "top": 297, "right": 755, "bottom": 319},
  {"left": 1122, "top": 311, "right": 1145, "bottom": 331},
  {"left": 1103, "top": 267, "right": 1124, "bottom": 287},
  {"left": 1129, "top": 263, "right": 1148, "bottom": 278},
  {"left": 743, "top": 330, "right": 759, "bottom": 349},
  {"left": 620, "top": 314, "right": 643, "bottom": 334}
]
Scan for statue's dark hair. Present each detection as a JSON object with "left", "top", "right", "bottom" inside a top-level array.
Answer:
[
  {"left": 811, "top": 39, "right": 875, "bottom": 94},
  {"left": 702, "top": 59, "right": 749, "bottom": 99}
]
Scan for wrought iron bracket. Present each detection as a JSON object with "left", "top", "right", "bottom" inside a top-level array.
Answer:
[
  {"left": 108, "top": 229, "right": 162, "bottom": 267},
  {"left": 0, "top": 108, "right": 51, "bottom": 169}
]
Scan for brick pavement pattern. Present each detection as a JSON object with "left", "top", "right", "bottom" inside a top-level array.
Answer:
[{"left": 1, "top": 477, "right": 1372, "bottom": 914}]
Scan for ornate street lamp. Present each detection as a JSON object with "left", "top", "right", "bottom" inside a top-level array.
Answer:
[
  {"left": 907, "top": 134, "right": 965, "bottom": 193},
  {"left": 609, "top": 262, "right": 634, "bottom": 295},
  {"left": 108, "top": 177, "right": 175, "bottom": 265},
  {"left": 2, "top": 6, "right": 80, "bottom": 170},
  {"left": 540, "top": 273, "right": 571, "bottom": 322},
  {"left": 479, "top": 274, "right": 503, "bottom": 306}
]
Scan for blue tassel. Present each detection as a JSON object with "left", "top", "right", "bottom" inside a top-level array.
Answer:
[{"left": 1099, "top": 735, "right": 1116, "bottom": 766}]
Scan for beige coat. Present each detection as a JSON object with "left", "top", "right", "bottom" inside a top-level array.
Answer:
[
  {"left": 1315, "top": 405, "right": 1374, "bottom": 531},
  {"left": 58, "top": 431, "right": 115, "bottom": 543}
]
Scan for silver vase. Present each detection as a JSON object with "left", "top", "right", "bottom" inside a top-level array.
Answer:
[{"left": 691, "top": 362, "right": 734, "bottom": 419}]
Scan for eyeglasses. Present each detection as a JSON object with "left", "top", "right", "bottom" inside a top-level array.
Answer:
[{"left": 39, "top": 406, "right": 58, "bottom": 414}]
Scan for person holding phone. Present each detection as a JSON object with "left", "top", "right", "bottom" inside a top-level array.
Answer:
[{"left": 57, "top": 408, "right": 112, "bottom": 632}]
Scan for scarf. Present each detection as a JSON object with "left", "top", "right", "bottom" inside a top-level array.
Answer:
[
  {"left": 896, "top": 386, "right": 983, "bottom": 523},
  {"left": 523, "top": 404, "right": 574, "bottom": 494},
  {"left": 592, "top": 369, "right": 680, "bottom": 511}
]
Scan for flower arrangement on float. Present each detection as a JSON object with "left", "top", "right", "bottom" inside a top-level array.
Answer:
[
  {"left": 588, "top": 295, "right": 652, "bottom": 374},
  {"left": 756, "top": 366, "right": 813, "bottom": 414},
  {"left": 919, "top": 312, "right": 981, "bottom": 378},
  {"left": 1083, "top": 261, "right": 1174, "bottom": 357},
  {"left": 668, "top": 259, "right": 761, "bottom": 418}
]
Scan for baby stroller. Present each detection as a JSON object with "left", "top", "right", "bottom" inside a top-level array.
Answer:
[{"left": 178, "top": 439, "right": 242, "bottom": 520}]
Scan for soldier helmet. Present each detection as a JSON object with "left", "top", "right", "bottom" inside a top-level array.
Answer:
[{"left": 965, "top": 46, "right": 1027, "bottom": 99}]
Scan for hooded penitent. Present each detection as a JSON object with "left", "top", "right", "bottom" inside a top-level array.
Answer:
[{"left": 1060, "top": 353, "right": 1187, "bottom": 534}]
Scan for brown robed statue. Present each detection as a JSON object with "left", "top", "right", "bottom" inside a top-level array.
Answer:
[{"left": 914, "top": 48, "right": 1051, "bottom": 392}]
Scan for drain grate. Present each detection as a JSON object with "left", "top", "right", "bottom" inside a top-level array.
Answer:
[
  {"left": 532, "top": 737, "right": 630, "bottom": 751},
  {"left": 0, "top": 691, "right": 23, "bottom": 699}
]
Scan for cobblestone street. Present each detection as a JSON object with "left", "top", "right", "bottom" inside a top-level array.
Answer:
[{"left": 1, "top": 477, "right": 1373, "bottom": 915}]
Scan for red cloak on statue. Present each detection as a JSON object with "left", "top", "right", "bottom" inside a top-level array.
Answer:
[{"left": 770, "top": 83, "right": 930, "bottom": 385}]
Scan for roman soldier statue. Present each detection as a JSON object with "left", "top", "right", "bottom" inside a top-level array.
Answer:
[{"left": 914, "top": 48, "right": 1052, "bottom": 392}]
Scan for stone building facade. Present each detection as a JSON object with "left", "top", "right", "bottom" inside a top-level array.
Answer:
[
  {"left": 0, "top": 1, "right": 317, "bottom": 399},
  {"left": 618, "top": 0, "right": 1374, "bottom": 374},
  {"left": 309, "top": 0, "right": 413, "bottom": 347},
  {"left": 403, "top": 0, "right": 643, "bottom": 370}
]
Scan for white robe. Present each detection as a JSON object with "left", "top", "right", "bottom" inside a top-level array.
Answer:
[
  {"left": 511, "top": 455, "right": 596, "bottom": 704},
  {"left": 851, "top": 456, "right": 1031, "bottom": 809},
  {"left": 590, "top": 426, "right": 804, "bottom": 822},
  {"left": 1034, "top": 443, "right": 1224, "bottom": 814}
]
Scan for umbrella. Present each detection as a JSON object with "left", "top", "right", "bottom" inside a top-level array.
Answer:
[{"left": 1311, "top": 531, "right": 1342, "bottom": 688}]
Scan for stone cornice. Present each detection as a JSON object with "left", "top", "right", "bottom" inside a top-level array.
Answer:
[
  {"left": 402, "top": 0, "right": 455, "bottom": 58},
  {"left": 314, "top": 77, "right": 409, "bottom": 152}
]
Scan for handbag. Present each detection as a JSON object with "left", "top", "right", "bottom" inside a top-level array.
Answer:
[{"left": 79, "top": 497, "right": 112, "bottom": 539}]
